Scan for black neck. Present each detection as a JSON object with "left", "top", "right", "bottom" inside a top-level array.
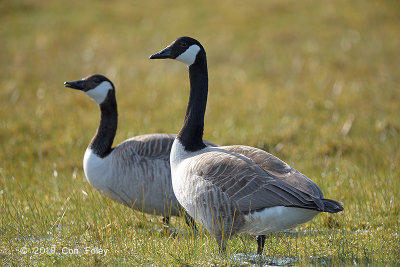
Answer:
[
  {"left": 89, "top": 90, "right": 118, "bottom": 158},
  {"left": 177, "top": 51, "right": 208, "bottom": 152}
]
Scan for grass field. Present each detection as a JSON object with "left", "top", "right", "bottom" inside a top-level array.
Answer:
[{"left": 1, "top": 0, "right": 399, "bottom": 265}]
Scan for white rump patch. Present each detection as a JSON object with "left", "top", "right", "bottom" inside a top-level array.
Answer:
[
  {"left": 176, "top": 45, "right": 201, "bottom": 66},
  {"left": 86, "top": 81, "right": 113, "bottom": 104},
  {"left": 241, "top": 206, "right": 319, "bottom": 235}
]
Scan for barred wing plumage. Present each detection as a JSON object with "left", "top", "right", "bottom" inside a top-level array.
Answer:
[{"left": 190, "top": 146, "right": 327, "bottom": 214}]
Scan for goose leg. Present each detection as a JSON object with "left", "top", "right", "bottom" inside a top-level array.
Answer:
[
  {"left": 162, "top": 216, "right": 170, "bottom": 226},
  {"left": 216, "top": 235, "right": 227, "bottom": 254},
  {"left": 184, "top": 212, "right": 198, "bottom": 232},
  {"left": 256, "top": 235, "right": 266, "bottom": 255}
]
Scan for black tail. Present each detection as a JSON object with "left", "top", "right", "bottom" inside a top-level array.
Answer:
[{"left": 322, "top": 199, "right": 344, "bottom": 213}]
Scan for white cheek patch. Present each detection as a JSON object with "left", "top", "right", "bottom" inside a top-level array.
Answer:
[
  {"left": 86, "top": 81, "right": 112, "bottom": 104},
  {"left": 176, "top": 45, "right": 201, "bottom": 66}
]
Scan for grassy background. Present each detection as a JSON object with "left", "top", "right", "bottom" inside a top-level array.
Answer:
[{"left": 1, "top": 0, "right": 399, "bottom": 265}]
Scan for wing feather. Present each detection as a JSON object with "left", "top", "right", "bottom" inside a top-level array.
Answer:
[{"left": 191, "top": 146, "right": 326, "bottom": 213}]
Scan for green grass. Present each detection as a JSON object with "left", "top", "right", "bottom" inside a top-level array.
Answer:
[{"left": 1, "top": 0, "right": 399, "bottom": 265}]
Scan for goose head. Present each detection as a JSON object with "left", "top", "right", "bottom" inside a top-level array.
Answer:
[
  {"left": 64, "top": 74, "right": 114, "bottom": 104},
  {"left": 150, "top": 36, "right": 204, "bottom": 67}
]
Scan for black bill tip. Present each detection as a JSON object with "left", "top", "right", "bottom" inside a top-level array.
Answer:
[
  {"left": 64, "top": 80, "right": 84, "bottom": 90},
  {"left": 149, "top": 47, "right": 172, "bottom": 60}
]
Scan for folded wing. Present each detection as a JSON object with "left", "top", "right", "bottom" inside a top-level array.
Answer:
[{"left": 192, "top": 146, "right": 328, "bottom": 214}]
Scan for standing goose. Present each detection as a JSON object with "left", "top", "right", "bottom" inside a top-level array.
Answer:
[
  {"left": 64, "top": 74, "right": 216, "bottom": 227},
  {"left": 150, "top": 37, "right": 343, "bottom": 254}
]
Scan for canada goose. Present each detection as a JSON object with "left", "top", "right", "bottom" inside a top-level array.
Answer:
[
  {"left": 150, "top": 37, "right": 344, "bottom": 254},
  {"left": 64, "top": 74, "right": 217, "bottom": 228}
]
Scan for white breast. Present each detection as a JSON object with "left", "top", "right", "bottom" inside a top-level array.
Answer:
[
  {"left": 170, "top": 140, "right": 201, "bottom": 209},
  {"left": 83, "top": 148, "right": 113, "bottom": 193},
  {"left": 83, "top": 148, "right": 132, "bottom": 206},
  {"left": 240, "top": 206, "right": 319, "bottom": 235},
  {"left": 170, "top": 139, "right": 190, "bottom": 205}
]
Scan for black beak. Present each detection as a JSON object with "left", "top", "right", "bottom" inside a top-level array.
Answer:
[
  {"left": 64, "top": 80, "right": 85, "bottom": 90},
  {"left": 149, "top": 46, "right": 173, "bottom": 59}
]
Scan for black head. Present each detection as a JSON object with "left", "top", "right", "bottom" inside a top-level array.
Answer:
[
  {"left": 64, "top": 74, "right": 113, "bottom": 91},
  {"left": 64, "top": 74, "right": 115, "bottom": 104},
  {"left": 149, "top": 36, "right": 204, "bottom": 66}
]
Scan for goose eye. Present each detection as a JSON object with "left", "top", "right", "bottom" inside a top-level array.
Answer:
[{"left": 181, "top": 41, "right": 188, "bottom": 48}]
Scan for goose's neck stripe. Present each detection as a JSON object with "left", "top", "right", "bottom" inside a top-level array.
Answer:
[
  {"left": 89, "top": 90, "right": 118, "bottom": 158},
  {"left": 177, "top": 49, "right": 208, "bottom": 152}
]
